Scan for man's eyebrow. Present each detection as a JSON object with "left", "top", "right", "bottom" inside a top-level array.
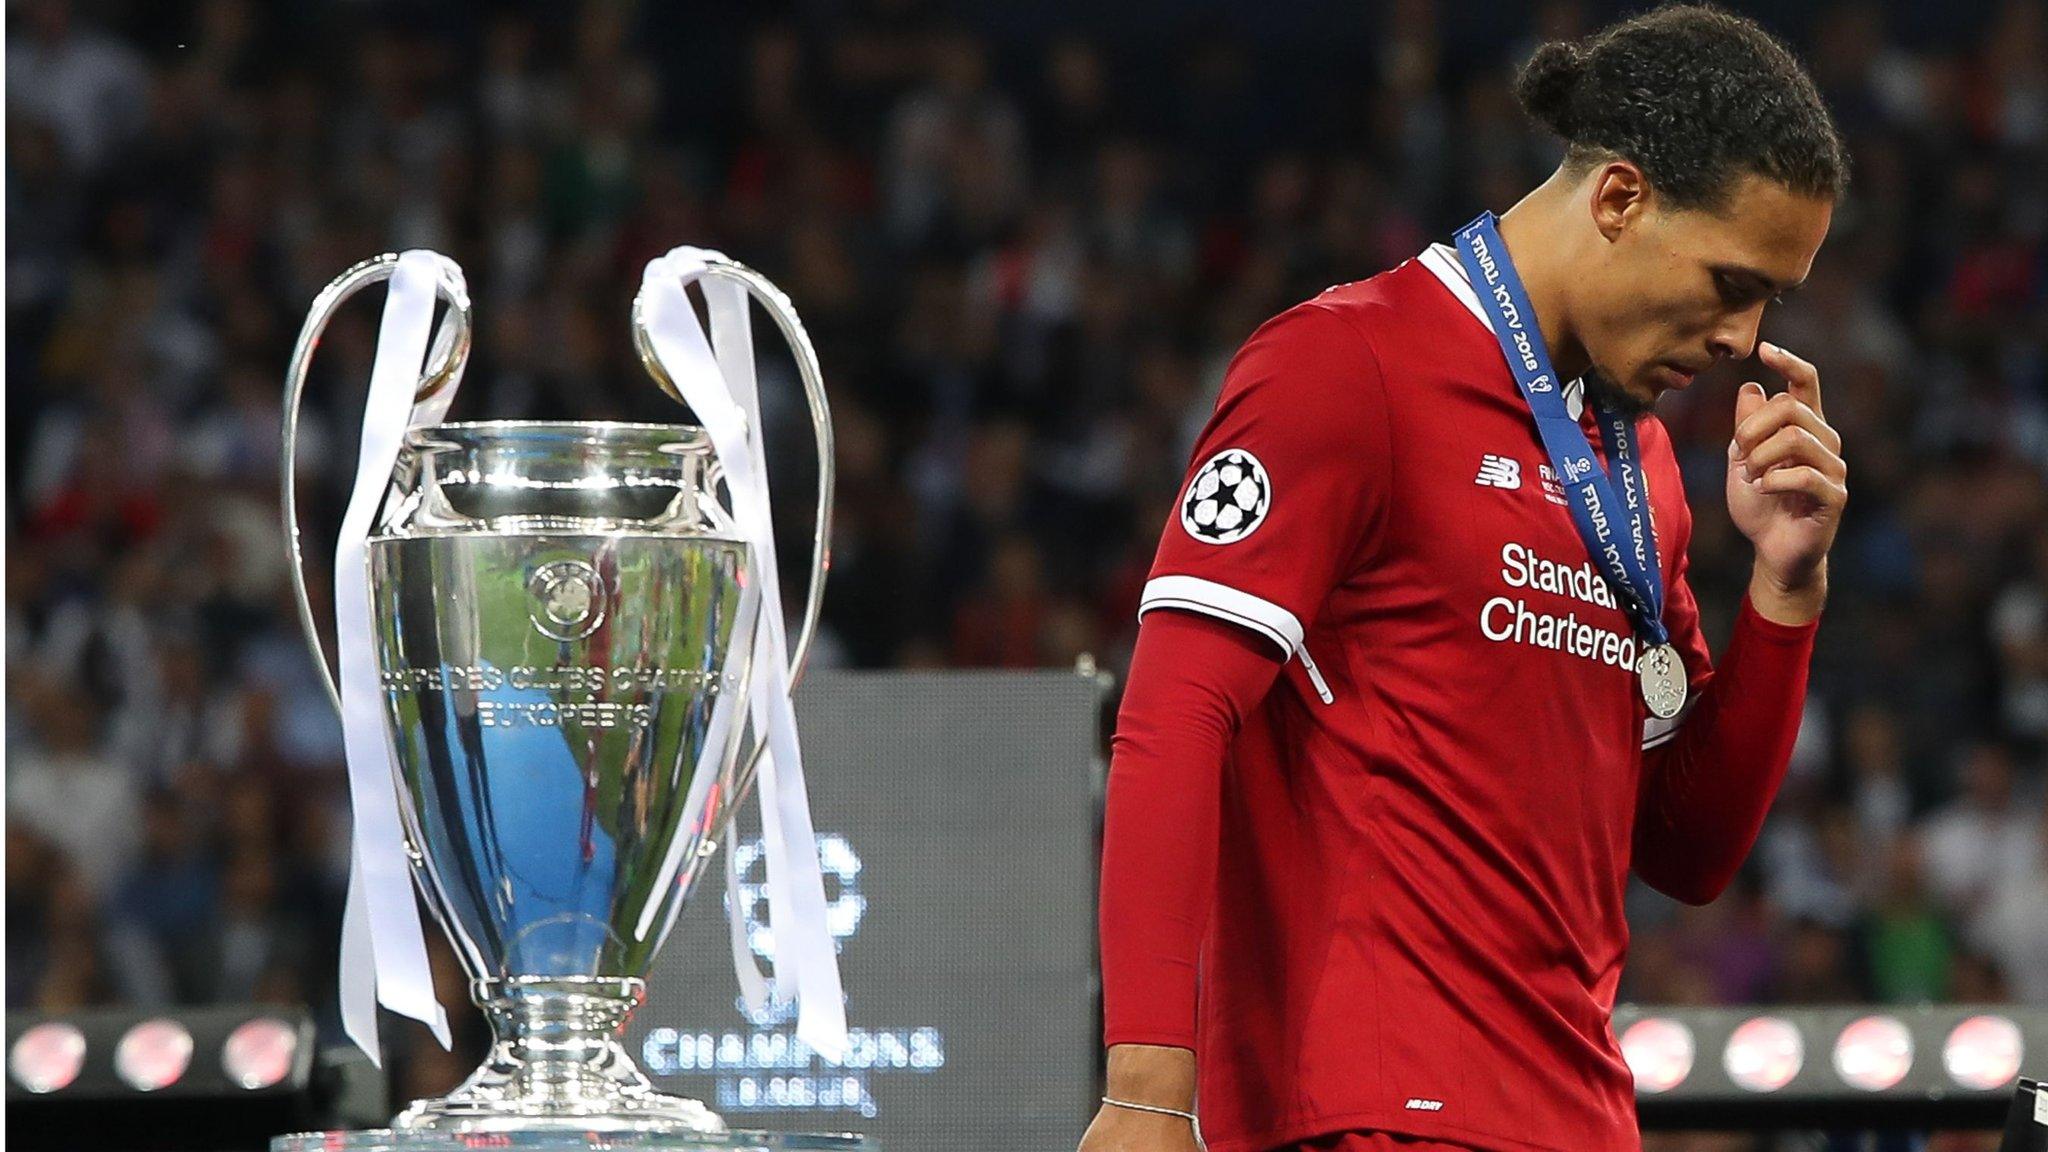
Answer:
[{"left": 1714, "top": 264, "right": 1807, "bottom": 296}]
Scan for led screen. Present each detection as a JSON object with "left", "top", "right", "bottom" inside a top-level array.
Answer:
[{"left": 625, "top": 669, "right": 1102, "bottom": 1152}]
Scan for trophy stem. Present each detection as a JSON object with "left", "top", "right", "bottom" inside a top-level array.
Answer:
[
  {"left": 481, "top": 976, "right": 639, "bottom": 1084},
  {"left": 392, "top": 976, "right": 725, "bottom": 1134}
]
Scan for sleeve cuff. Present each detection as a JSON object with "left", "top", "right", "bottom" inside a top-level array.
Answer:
[
  {"left": 1138, "top": 575, "right": 1301, "bottom": 659},
  {"left": 1103, "top": 1027, "right": 1198, "bottom": 1051},
  {"left": 1736, "top": 589, "right": 1823, "bottom": 645}
]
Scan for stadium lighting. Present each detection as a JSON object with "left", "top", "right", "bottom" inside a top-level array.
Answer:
[
  {"left": 221, "top": 1017, "right": 301, "bottom": 1091},
  {"left": 1723, "top": 1016, "right": 1803, "bottom": 1093},
  {"left": 1621, "top": 1017, "right": 1695, "bottom": 1094},
  {"left": 1617, "top": 1005, "right": 2045, "bottom": 1130},
  {"left": 1833, "top": 1014, "right": 1914, "bottom": 1091},
  {"left": 112, "top": 1019, "right": 194, "bottom": 1092},
  {"left": 9, "top": 1023, "right": 87, "bottom": 1095},
  {"left": 1944, "top": 1014, "right": 2024, "bottom": 1092},
  {"left": 8, "top": 1006, "right": 353, "bottom": 1152}
]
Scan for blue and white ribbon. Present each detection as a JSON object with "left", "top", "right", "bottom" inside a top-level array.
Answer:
[{"left": 1452, "top": 213, "right": 1668, "bottom": 647}]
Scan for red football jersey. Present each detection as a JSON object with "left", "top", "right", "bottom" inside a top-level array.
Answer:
[{"left": 1135, "top": 245, "right": 1714, "bottom": 1152}]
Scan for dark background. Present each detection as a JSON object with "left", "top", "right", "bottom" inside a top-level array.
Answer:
[{"left": 6, "top": 1, "right": 2046, "bottom": 1148}]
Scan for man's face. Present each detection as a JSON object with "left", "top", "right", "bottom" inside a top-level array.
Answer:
[{"left": 1577, "top": 169, "right": 1833, "bottom": 415}]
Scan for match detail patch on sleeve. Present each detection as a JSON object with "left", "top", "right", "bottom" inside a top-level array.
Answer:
[{"left": 1181, "top": 449, "right": 1272, "bottom": 545}]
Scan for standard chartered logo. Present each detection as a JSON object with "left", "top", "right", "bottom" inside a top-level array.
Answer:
[
  {"left": 1480, "top": 542, "right": 1637, "bottom": 671},
  {"left": 1498, "top": 541, "right": 1616, "bottom": 608}
]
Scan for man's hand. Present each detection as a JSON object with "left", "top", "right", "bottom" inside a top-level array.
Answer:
[
  {"left": 1079, "top": 1045, "right": 1203, "bottom": 1152},
  {"left": 1727, "top": 341, "right": 1845, "bottom": 625}
]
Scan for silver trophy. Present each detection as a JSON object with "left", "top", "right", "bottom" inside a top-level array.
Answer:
[{"left": 278, "top": 253, "right": 864, "bottom": 1149}]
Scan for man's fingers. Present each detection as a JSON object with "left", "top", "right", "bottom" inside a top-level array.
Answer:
[
  {"left": 1751, "top": 464, "right": 1847, "bottom": 509},
  {"left": 1729, "top": 381, "right": 1768, "bottom": 461},
  {"left": 1734, "top": 391, "right": 1840, "bottom": 457},
  {"left": 1739, "top": 424, "right": 1846, "bottom": 481},
  {"left": 1759, "top": 341, "right": 1823, "bottom": 419}
]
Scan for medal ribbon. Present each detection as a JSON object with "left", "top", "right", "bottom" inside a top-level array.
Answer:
[{"left": 1451, "top": 212, "right": 1668, "bottom": 647}]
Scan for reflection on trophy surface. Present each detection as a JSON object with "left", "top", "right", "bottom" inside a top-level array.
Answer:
[{"left": 276, "top": 249, "right": 863, "bottom": 1149}]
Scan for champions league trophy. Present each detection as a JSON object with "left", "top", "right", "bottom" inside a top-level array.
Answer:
[{"left": 274, "top": 248, "right": 871, "bottom": 1151}]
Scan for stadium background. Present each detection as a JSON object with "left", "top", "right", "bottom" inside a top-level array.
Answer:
[{"left": 6, "top": 0, "right": 2046, "bottom": 1147}]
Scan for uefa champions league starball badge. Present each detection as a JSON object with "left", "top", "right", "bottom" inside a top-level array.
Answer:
[{"left": 1182, "top": 448, "right": 1272, "bottom": 545}]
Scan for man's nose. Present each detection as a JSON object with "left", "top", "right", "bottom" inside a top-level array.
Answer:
[{"left": 1707, "top": 305, "right": 1766, "bottom": 362}]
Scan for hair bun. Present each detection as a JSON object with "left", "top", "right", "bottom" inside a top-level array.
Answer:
[{"left": 1515, "top": 40, "right": 1585, "bottom": 139}]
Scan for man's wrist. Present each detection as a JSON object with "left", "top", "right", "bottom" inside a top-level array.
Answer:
[
  {"left": 1105, "top": 1043, "right": 1197, "bottom": 1110},
  {"left": 1748, "top": 559, "right": 1827, "bottom": 626}
]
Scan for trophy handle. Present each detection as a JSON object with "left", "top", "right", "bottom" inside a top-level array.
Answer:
[
  {"left": 629, "top": 256, "right": 836, "bottom": 798},
  {"left": 281, "top": 254, "right": 473, "bottom": 713}
]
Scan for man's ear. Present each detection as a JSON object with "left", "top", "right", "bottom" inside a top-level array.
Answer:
[{"left": 1588, "top": 160, "right": 1650, "bottom": 242}]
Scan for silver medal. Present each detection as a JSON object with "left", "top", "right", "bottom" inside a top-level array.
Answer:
[{"left": 1638, "top": 642, "right": 1688, "bottom": 720}]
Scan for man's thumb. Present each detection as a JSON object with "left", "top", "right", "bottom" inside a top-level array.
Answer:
[{"left": 1733, "top": 380, "right": 1768, "bottom": 430}]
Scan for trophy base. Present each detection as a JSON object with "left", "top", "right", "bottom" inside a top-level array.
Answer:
[
  {"left": 394, "top": 977, "right": 724, "bottom": 1134},
  {"left": 393, "top": 1089, "right": 728, "bottom": 1134},
  {"left": 272, "top": 1132, "right": 876, "bottom": 1151}
]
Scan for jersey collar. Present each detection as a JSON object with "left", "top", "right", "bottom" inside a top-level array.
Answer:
[{"left": 1419, "top": 241, "right": 1586, "bottom": 421}]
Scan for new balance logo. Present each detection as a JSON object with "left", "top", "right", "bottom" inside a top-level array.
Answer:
[
  {"left": 1475, "top": 454, "right": 1522, "bottom": 490},
  {"left": 1405, "top": 1098, "right": 1445, "bottom": 1112}
]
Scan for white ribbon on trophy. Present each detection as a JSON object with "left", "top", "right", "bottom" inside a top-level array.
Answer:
[
  {"left": 631, "top": 246, "right": 850, "bottom": 1063},
  {"left": 333, "top": 249, "right": 466, "bottom": 1062}
]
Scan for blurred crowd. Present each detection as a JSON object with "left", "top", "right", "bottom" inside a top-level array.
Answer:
[{"left": 6, "top": 0, "right": 2048, "bottom": 1122}]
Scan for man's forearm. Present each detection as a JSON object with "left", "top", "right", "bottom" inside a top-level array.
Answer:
[
  {"left": 1099, "top": 610, "right": 1283, "bottom": 1049},
  {"left": 1632, "top": 587, "right": 1819, "bottom": 904},
  {"left": 1105, "top": 1043, "right": 1198, "bottom": 1109}
]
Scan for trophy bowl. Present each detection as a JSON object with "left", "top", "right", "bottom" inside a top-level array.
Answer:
[{"left": 373, "top": 420, "right": 748, "bottom": 1133}]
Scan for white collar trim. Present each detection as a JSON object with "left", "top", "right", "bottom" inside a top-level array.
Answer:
[{"left": 1417, "top": 241, "right": 1585, "bottom": 418}]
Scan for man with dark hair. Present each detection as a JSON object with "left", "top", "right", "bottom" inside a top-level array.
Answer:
[{"left": 1084, "top": 6, "right": 1847, "bottom": 1152}]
